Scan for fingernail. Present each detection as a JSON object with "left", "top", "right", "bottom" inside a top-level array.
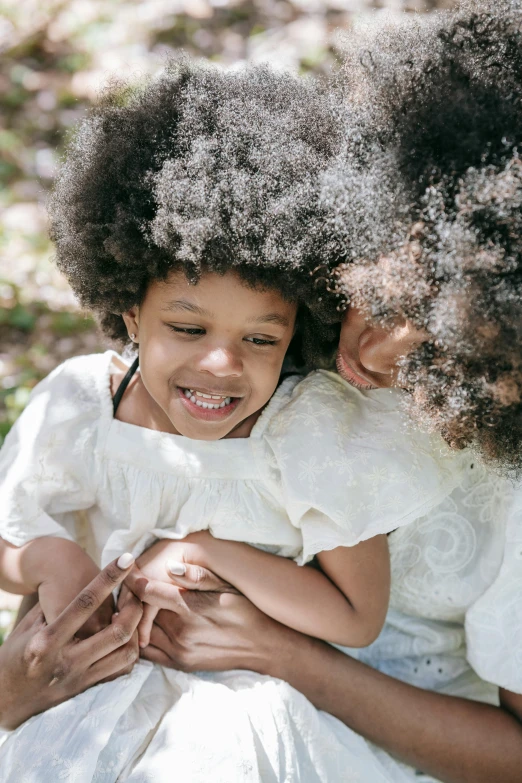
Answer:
[
  {"left": 117, "top": 553, "right": 135, "bottom": 569},
  {"left": 139, "top": 641, "right": 147, "bottom": 648},
  {"left": 167, "top": 560, "right": 186, "bottom": 576}
]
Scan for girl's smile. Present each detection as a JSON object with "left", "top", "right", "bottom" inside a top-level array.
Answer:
[{"left": 178, "top": 386, "right": 241, "bottom": 420}]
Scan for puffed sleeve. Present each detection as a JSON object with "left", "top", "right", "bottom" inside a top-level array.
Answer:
[
  {"left": 465, "top": 485, "right": 522, "bottom": 693},
  {"left": 0, "top": 354, "right": 104, "bottom": 547},
  {"left": 263, "top": 370, "right": 464, "bottom": 565}
]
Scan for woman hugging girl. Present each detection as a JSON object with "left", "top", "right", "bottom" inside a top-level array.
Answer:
[{"left": 0, "top": 61, "right": 461, "bottom": 780}]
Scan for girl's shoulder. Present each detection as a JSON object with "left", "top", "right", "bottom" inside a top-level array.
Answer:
[
  {"left": 260, "top": 370, "right": 466, "bottom": 560},
  {"left": 267, "top": 369, "right": 466, "bottom": 483},
  {"left": 262, "top": 368, "right": 413, "bottom": 441},
  {"left": 37, "top": 350, "right": 115, "bottom": 391},
  {"left": 0, "top": 352, "right": 118, "bottom": 549},
  {"left": 26, "top": 350, "right": 117, "bottom": 425}
]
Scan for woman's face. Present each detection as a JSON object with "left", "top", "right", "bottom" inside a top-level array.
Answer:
[
  {"left": 123, "top": 270, "right": 296, "bottom": 440},
  {"left": 337, "top": 306, "right": 427, "bottom": 390}
]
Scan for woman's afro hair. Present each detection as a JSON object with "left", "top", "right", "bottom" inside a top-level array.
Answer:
[
  {"left": 49, "top": 59, "right": 346, "bottom": 367},
  {"left": 323, "top": 0, "right": 522, "bottom": 473}
]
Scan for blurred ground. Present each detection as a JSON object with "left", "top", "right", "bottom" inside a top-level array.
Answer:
[{"left": 0, "top": 0, "right": 455, "bottom": 622}]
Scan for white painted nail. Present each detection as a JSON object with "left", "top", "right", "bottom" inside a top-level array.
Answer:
[
  {"left": 167, "top": 560, "right": 186, "bottom": 576},
  {"left": 117, "top": 553, "right": 135, "bottom": 569}
]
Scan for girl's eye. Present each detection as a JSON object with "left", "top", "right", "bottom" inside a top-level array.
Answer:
[
  {"left": 168, "top": 325, "right": 205, "bottom": 336},
  {"left": 245, "top": 337, "right": 278, "bottom": 346}
]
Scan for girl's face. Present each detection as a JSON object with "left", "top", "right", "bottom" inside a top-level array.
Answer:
[
  {"left": 337, "top": 306, "right": 427, "bottom": 390},
  {"left": 123, "top": 271, "right": 297, "bottom": 440}
]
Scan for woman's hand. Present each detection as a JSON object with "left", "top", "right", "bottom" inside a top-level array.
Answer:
[
  {"left": 148, "top": 589, "right": 297, "bottom": 673},
  {"left": 0, "top": 555, "right": 142, "bottom": 731}
]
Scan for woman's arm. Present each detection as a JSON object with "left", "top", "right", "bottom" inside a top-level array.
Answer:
[
  {"left": 272, "top": 633, "right": 522, "bottom": 783},
  {"left": 147, "top": 533, "right": 390, "bottom": 647},
  {"left": 134, "top": 563, "right": 522, "bottom": 783}
]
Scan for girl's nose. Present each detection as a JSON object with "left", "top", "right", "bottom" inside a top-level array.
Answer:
[{"left": 198, "top": 346, "right": 243, "bottom": 377}]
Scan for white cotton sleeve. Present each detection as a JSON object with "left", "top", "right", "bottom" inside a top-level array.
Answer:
[
  {"left": 264, "top": 371, "right": 464, "bottom": 565},
  {"left": 0, "top": 356, "right": 103, "bottom": 548},
  {"left": 465, "top": 486, "right": 522, "bottom": 694}
]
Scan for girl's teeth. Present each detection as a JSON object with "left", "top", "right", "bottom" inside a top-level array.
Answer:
[
  {"left": 183, "top": 389, "right": 233, "bottom": 410},
  {"left": 196, "top": 399, "right": 219, "bottom": 409},
  {"left": 193, "top": 390, "right": 225, "bottom": 401}
]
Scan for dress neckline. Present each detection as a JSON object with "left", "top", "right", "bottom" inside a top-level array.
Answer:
[{"left": 102, "top": 350, "right": 301, "bottom": 449}]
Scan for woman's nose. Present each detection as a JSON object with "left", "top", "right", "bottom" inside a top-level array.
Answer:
[
  {"left": 197, "top": 346, "right": 243, "bottom": 377},
  {"left": 359, "top": 324, "right": 423, "bottom": 375}
]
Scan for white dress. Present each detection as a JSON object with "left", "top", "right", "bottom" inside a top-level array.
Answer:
[{"left": 0, "top": 351, "right": 505, "bottom": 783}]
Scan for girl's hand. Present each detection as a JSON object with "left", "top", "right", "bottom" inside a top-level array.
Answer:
[
  {"left": 0, "top": 556, "right": 142, "bottom": 730},
  {"left": 120, "top": 535, "right": 234, "bottom": 648}
]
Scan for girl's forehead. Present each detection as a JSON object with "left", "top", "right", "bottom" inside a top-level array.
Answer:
[{"left": 146, "top": 269, "right": 297, "bottom": 321}]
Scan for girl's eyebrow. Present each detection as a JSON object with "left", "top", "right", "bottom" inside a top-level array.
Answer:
[
  {"left": 249, "top": 313, "right": 291, "bottom": 328},
  {"left": 161, "top": 299, "right": 208, "bottom": 316},
  {"left": 161, "top": 299, "right": 290, "bottom": 328}
]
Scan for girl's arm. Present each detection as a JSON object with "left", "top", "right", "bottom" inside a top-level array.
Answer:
[
  {"left": 0, "top": 536, "right": 74, "bottom": 594},
  {"left": 175, "top": 532, "right": 390, "bottom": 647},
  {"left": 0, "top": 536, "right": 109, "bottom": 627}
]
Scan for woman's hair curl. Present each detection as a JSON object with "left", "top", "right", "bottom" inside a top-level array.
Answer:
[{"left": 326, "top": 0, "right": 522, "bottom": 472}]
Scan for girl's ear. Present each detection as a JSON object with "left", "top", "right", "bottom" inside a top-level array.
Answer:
[{"left": 122, "top": 307, "right": 140, "bottom": 342}]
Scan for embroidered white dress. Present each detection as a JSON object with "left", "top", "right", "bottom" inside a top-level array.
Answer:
[{"left": 0, "top": 351, "right": 495, "bottom": 783}]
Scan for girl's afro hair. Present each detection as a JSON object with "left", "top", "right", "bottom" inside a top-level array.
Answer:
[
  {"left": 324, "top": 0, "right": 522, "bottom": 473},
  {"left": 49, "top": 59, "right": 346, "bottom": 366}
]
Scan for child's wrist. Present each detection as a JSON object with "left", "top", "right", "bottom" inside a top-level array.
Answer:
[
  {"left": 22, "top": 537, "right": 89, "bottom": 591},
  {"left": 182, "top": 531, "right": 220, "bottom": 571}
]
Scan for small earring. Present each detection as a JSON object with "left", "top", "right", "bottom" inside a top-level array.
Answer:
[{"left": 130, "top": 333, "right": 136, "bottom": 341}]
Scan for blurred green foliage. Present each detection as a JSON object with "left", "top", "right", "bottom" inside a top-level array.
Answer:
[{"left": 0, "top": 279, "right": 95, "bottom": 443}]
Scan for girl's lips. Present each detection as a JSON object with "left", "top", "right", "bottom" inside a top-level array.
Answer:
[
  {"left": 336, "top": 351, "right": 378, "bottom": 390},
  {"left": 178, "top": 387, "right": 241, "bottom": 421}
]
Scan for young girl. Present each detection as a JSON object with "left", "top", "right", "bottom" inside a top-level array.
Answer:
[{"left": 0, "top": 62, "right": 461, "bottom": 781}]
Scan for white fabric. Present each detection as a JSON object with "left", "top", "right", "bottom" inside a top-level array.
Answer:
[
  {"left": 0, "top": 664, "right": 415, "bottom": 783},
  {"left": 0, "top": 351, "right": 459, "bottom": 567},
  {"left": 359, "top": 459, "right": 521, "bottom": 698},
  {"left": 1, "top": 460, "right": 519, "bottom": 783},
  {"left": 2, "top": 351, "right": 518, "bottom": 782}
]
